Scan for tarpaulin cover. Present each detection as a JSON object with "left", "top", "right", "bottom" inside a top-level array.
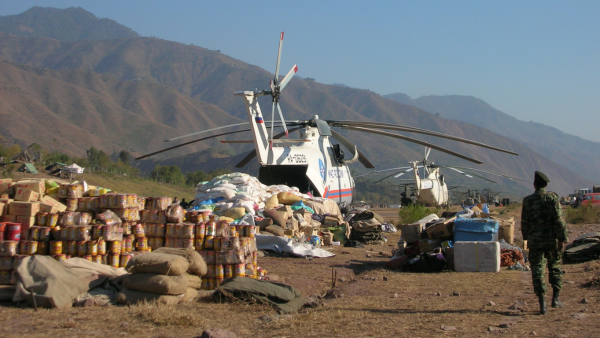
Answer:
[
  {"left": 13, "top": 256, "right": 119, "bottom": 308},
  {"left": 215, "top": 276, "right": 305, "bottom": 313},
  {"left": 453, "top": 218, "right": 499, "bottom": 234},
  {"left": 453, "top": 218, "right": 499, "bottom": 242},
  {"left": 255, "top": 234, "right": 334, "bottom": 258}
]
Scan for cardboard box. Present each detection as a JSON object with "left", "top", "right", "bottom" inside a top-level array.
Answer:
[
  {"left": 284, "top": 229, "right": 299, "bottom": 237},
  {"left": 492, "top": 217, "right": 515, "bottom": 245},
  {"left": 14, "top": 187, "right": 40, "bottom": 202},
  {"left": 276, "top": 205, "right": 294, "bottom": 219},
  {"left": 39, "top": 203, "right": 58, "bottom": 214},
  {"left": 0, "top": 182, "right": 14, "bottom": 196},
  {"left": 285, "top": 218, "right": 299, "bottom": 231},
  {"left": 1, "top": 215, "right": 17, "bottom": 222},
  {"left": 15, "top": 180, "right": 45, "bottom": 194},
  {"left": 304, "top": 226, "right": 319, "bottom": 237},
  {"left": 401, "top": 223, "right": 424, "bottom": 243},
  {"left": 40, "top": 195, "right": 67, "bottom": 212},
  {"left": 16, "top": 215, "right": 36, "bottom": 227},
  {"left": 8, "top": 201, "right": 40, "bottom": 216},
  {"left": 419, "top": 239, "right": 442, "bottom": 252},
  {"left": 454, "top": 241, "right": 500, "bottom": 272},
  {"left": 0, "top": 202, "right": 4, "bottom": 216},
  {"left": 426, "top": 218, "right": 455, "bottom": 239},
  {"left": 323, "top": 215, "right": 340, "bottom": 227}
]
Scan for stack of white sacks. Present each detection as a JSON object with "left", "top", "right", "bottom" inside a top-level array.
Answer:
[{"left": 192, "top": 173, "right": 311, "bottom": 216}]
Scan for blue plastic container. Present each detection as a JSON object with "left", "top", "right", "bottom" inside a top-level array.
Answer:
[{"left": 453, "top": 218, "right": 499, "bottom": 242}]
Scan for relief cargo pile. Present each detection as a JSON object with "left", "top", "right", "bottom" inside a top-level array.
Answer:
[
  {"left": 0, "top": 176, "right": 261, "bottom": 290},
  {"left": 388, "top": 205, "right": 523, "bottom": 273}
]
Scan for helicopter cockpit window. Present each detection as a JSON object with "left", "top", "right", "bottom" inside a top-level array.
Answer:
[{"left": 332, "top": 144, "right": 344, "bottom": 163}]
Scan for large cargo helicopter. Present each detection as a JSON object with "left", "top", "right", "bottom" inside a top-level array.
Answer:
[{"left": 137, "top": 32, "right": 519, "bottom": 208}]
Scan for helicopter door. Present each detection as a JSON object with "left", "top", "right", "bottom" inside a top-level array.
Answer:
[{"left": 258, "top": 165, "right": 319, "bottom": 195}]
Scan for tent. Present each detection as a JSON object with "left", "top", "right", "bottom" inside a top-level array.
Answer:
[
  {"left": 18, "top": 163, "right": 38, "bottom": 174},
  {"left": 65, "top": 163, "right": 84, "bottom": 174}
]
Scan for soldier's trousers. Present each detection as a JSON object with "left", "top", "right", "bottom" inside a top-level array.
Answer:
[{"left": 529, "top": 248, "right": 563, "bottom": 296}]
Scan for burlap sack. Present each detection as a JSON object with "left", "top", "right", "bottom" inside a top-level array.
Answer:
[
  {"left": 265, "top": 195, "right": 279, "bottom": 209},
  {"left": 117, "top": 288, "right": 186, "bottom": 305},
  {"left": 277, "top": 192, "right": 302, "bottom": 205},
  {"left": 224, "top": 207, "right": 246, "bottom": 220},
  {"left": 263, "top": 208, "right": 288, "bottom": 226},
  {"left": 181, "top": 287, "right": 198, "bottom": 302},
  {"left": 153, "top": 247, "right": 208, "bottom": 276},
  {"left": 265, "top": 225, "right": 285, "bottom": 237},
  {"left": 123, "top": 273, "right": 188, "bottom": 295},
  {"left": 186, "top": 273, "right": 202, "bottom": 290},
  {"left": 126, "top": 252, "right": 189, "bottom": 275},
  {"left": 258, "top": 218, "right": 273, "bottom": 231}
]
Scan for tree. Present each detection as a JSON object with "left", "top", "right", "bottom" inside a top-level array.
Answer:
[
  {"left": 86, "top": 147, "right": 112, "bottom": 169},
  {"left": 118, "top": 150, "right": 132, "bottom": 166},
  {"left": 151, "top": 165, "right": 185, "bottom": 185}
]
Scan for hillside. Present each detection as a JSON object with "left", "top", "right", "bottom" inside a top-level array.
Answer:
[
  {"left": 384, "top": 93, "right": 600, "bottom": 184},
  {"left": 0, "top": 6, "right": 139, "bottom": 42},
  {"left": 0, "top": 60, "right": 246, "bottom": 158},
  {"left": 0, "top": 15, "right": 594, "bottom": 197}
]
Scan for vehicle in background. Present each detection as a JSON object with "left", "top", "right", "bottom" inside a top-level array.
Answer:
[{"left": 582, "top": 193, "right": 600, "bottom": 207}]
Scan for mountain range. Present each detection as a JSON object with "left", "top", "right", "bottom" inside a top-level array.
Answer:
[{"left": 0, "top": 7, "right": 595, "bottom": 198}]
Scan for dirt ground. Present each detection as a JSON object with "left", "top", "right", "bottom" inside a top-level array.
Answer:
[{"left": 1, "top": 206, "right": 600, "bottom": 337}]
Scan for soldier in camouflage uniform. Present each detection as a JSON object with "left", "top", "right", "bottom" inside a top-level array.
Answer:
[{"left": 521, "top": 171, "right": 568, "bottom": 315}]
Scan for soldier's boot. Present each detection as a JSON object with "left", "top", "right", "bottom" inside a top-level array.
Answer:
[
  {"left": 538, "top": 294, "right": 547, "bottom": 315},
  {"left": 552, "top": 290, "right": 564, "bottom": 308}
]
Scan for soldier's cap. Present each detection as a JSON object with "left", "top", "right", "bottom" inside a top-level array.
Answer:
[{"left": 534, "top": 171, "right": 550, "bottom": 185}]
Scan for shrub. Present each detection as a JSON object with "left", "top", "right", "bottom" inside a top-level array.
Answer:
[
  {"left": 564, "top": 204, "right": 600, "bottom": 224},
  {"left": 398, "top": 204, "right": 438, "bottom": 225}
]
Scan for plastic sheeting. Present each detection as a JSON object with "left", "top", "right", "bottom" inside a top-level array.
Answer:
[{"left": 255, "top": 234, "right": 335, "bottom": 258}]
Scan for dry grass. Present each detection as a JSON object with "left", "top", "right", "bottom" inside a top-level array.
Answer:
[
  {"left": 9, "top": 171, "right": 196, "bottom": 201},
  {"left": 130, "top": 302, "right": 206, "bottom": 327},
  {"left": 1, "top": 207, "right": 600, "bottom": 337}
]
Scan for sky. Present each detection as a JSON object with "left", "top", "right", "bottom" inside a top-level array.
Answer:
[{"left": 2, "top": 1, "right": 599, "bottom": 142}]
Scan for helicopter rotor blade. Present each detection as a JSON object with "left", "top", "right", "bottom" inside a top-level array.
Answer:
[
  {"left": 448, "top": 167, "right": 497, "bottom": 183},
  {"left": 330, "top": 120, "right": 519, "bottom": 156},
  {"left": 270, "top": 99, "right": 276, "bottom": 146},
  {"left": 164, "top": 122, "right": 249, "bottom": 142},
  {"left": 329, "top": 129, "right": 375, "bottom": 168},
  {"left": 440, "top": 165, "right": 523, "bottom": 181},
  {"left": 136, "top": 129, "right": 250, "bottom": 160},
  {"left": 375, "top": 171, "right": 404, "bottom": 183},
  {"left": 234, "top": 127, "right": 303, "bottom": 168},
  {"left": 276, "top": 102, "right": 289, "bottom": 137},
  {"left": 342, "top": 126, "right": 484, "bottom": 164},
  {"left": 274, "top": 32, "right": 283, "bottom": 83},
  {"left": 278, "top": 64, "right": 298, "bottom": 91},
  {"left": 424, "top": 147, "right": 431, "bottom": 162}
]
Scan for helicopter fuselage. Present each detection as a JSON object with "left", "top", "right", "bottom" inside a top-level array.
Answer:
[
  {"left": 238, "top": 91, "right": 355, "bottom": 205},
  {"left": 413, "top": 163, "right": 449, "bottom": 207}
]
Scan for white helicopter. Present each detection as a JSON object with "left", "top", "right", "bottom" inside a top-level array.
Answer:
[
  {"left": 361, "top": 147, "right": 522, "bottom": 207},
  {"left": 137, "top": 32, "right": 519, "bottom": 208}
]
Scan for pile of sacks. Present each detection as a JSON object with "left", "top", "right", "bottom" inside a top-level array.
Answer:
[
  {"left": 192, "top": 172, "right": 349, "bottom": 245},
  {"left": 117, "top": 247, "right": 207, "bottom": 305},
  {"left": 192, "top": 173, "right": 312, "bottom": 216}
]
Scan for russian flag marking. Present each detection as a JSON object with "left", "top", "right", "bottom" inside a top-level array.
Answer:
[{"left": 255, "top": 117, "right": 264, "bottom": 124}]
